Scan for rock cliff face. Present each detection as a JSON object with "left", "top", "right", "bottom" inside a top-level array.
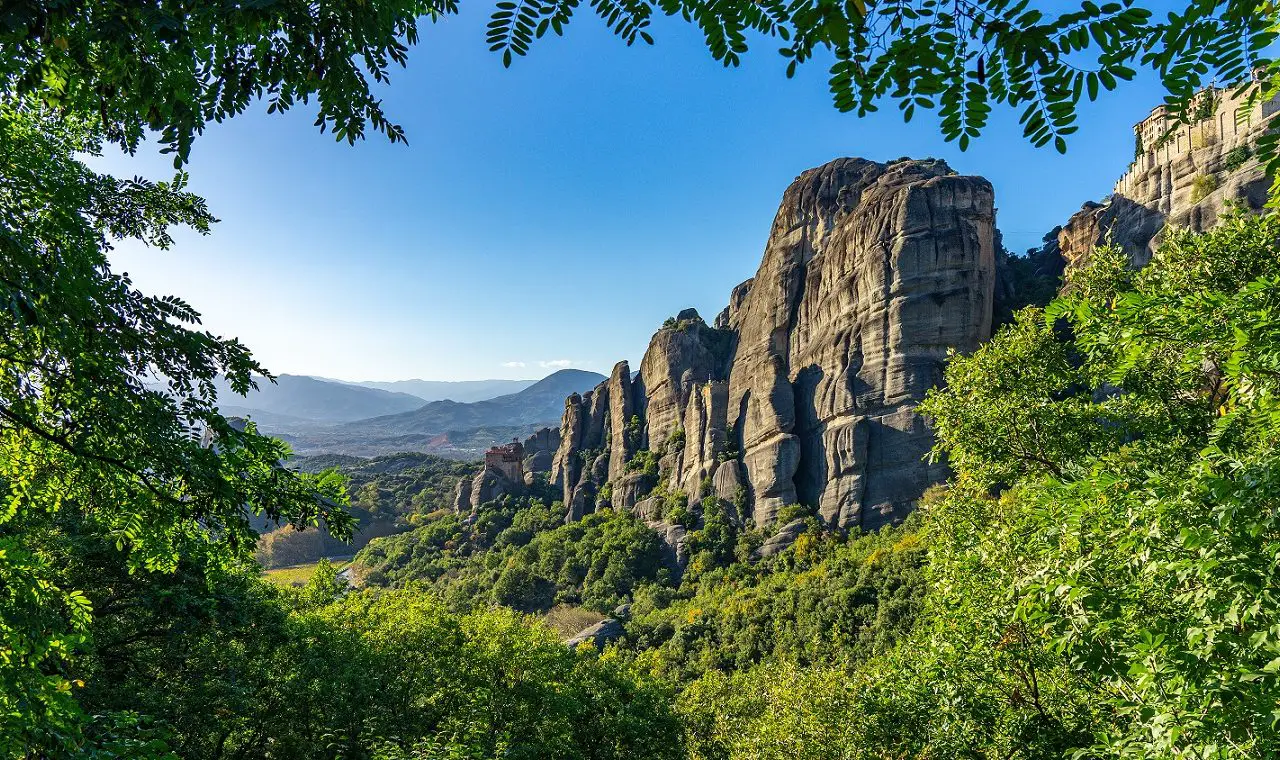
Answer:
[
  {"left": 726, "top": 158, "right": 995, "bottom": 528},
  {"left": 550, "top": 157, "right": 997, "bottom": 532},
  {"left": 521, "top": 427, "right": 560, "bottom": 483},
  {"left": 1060, "top": 86, "right": 1273, "bottom": 268}
]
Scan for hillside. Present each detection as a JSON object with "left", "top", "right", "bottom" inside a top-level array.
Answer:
[
  {"left": 332, "top": 378, "right": 537, "bottom": 403},
  {"left": 340, "top": 368, "right": 604, "bottom": 437},
  {"left": 269, "top": 369, "right": 604, "bottom": 458},
  {"left": 213, "top": 373, "right": 426, "bottom": 423},
  {"left": 353, "top": 126, "right": 1280, "bottom": 758},
  {"left": 256, "top": 452, "right": 480, "bottom": 569}
]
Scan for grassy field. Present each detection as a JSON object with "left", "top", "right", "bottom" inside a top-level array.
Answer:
[{"left": 263, "top": 556, "right": 354, "bottom": 587}]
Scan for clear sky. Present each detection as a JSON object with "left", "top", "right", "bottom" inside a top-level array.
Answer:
[{"left": 101, "top": 3, "right": 1171, "bottom": 382}]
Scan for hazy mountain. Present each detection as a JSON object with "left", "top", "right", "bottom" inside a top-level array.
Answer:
[
  {"left": 341, "top": 368, "right": 605, "bottom": 437},
  {"left": 214, "top": 374, "right": 426, "bottom": 423},
  {"left": 329, "top": 378, "right": 538, "bottom": 403}
]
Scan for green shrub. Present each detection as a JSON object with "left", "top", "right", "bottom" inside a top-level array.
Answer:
[
  {"left": 492, "top": 565, "right": 556, "bottom": 612},
  {"left": 1190, "top": 172, "right": 1219, "bottom": 202},
  {"left": 775, "top": 502, "right": 815, "bottom": 524},
  {"left": 664, "top": 491, "right": 693, "bottom": 526},
  {"left": 1224, "top": 144, "right": 1252, "bottom": 172},
  {"left": 625, "top": 414, "right": 643, "bottom": 449},
  {"left": 666, "top": 426, "right": 686, "bottom": 454},
  {"left": 626, "top": 449, "right": 659, "bottom": 477},
  {"left": 717, "top": 423, "right": 740, "bottom": 462}
]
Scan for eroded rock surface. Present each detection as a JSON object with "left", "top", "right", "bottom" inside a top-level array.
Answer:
[
  {"left": 727, "top": 158, "right": 995, "bottom": 528},
  {"left": 551, "top": 157, "right": 996, "bottom": 532},
  {"left": 754, "top": 518, "right": 808, "bottom": 559},
  {"left": 565, "top": 618, "right": 624, "bottom": 650},
  {"left": 1061, "top": 87, "right": 1274, "bottom": 268},
  {"left": 522, "top": 427, "right": 560, "bottom": 478}
]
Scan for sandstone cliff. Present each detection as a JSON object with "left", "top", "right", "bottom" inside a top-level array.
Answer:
[
  {"left": 726, "top": 158, "right": 995, "bottom": 528},
  {"left": 551, "top": 157, "right": 997, "bottom": 533},
  {"left": 1059, "top": 86, "right": 1273, "bottom": 268}
]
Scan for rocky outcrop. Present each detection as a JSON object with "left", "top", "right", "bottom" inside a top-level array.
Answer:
[
  {"left": 565, "top": 617, "right": 625, "bottom": 650},
  {"left": 754, "top": 518, "right": 808, "bottom": 559},
  {"left": 550, "top": 392, "right": 587, "bottom": 505},
  {"left": 727, "top": 158, "right": 995, "bottom": 529},
  {"left": 715, "top": 279, "right": 754, "bottom": 331},
  {"left": 1058, "top": 197, "right": 1167, "bottom": 270},
  {"left": 645, "top": 519, "right": 689, "bottom": 581},
  {"left": 606, "top": 361, "right": 638, "bottom": 484},
  {"left": 551, "top": 157, "right": 996, "bottom": 533},
  {"left": 674, "top": 380, "right": 730, "bottom": 498},
  {"left": 637, "top": 310, "right": 732, "bottom": 458},
  {"left": 521, "top": 426, "right": 560, "bottom": 482},
  {"left": 468, "top": 467, "right": 515, "bottom": 508},
  {"left": 452, "top": 477, "right": 471, "bottom": 513},
  {"left": 712, "top": 460, "right": 745, "bottom": 513},
  {"left": 1062, "top": 86, "right": 1274, "bottom": 268},
  {"left": 550, "top": 362, "right": 644, "bottom": 519},
  {"left": 454, "top": 458, "right": 525, "bottom": 517}
]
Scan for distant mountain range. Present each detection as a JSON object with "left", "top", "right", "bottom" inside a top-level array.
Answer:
[
  {"left": 341, "top": 369, "right": 603, "bottom": 437},
  {"left": 326, "top": 378, "right": 537, "bottom": 403},
  {"left": 224, "top": 369, "right": 606, "bottom": 459},
  {"left": 214, "top": 374, "right": 426, "bottom": 423}
]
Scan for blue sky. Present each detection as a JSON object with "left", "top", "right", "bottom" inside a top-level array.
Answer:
[{"left": 102, "top": 4, "right": 1171, "bottom": 382}]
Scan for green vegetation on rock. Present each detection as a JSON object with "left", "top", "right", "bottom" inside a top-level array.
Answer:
[{"left": 1224, "top": 144, "right": 1253, "bottom": 172}]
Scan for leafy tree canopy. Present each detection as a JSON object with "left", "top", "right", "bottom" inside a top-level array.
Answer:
[{"left": 1, "top": 1, "right": 1276, "bottom": 163}]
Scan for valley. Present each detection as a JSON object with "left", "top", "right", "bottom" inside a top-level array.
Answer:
[
  {"left": 9, "top": 7, "right": 1280, "bottom": 758},
  {"left": 220, "top": 368, "right": 604, "bottom": 458}
]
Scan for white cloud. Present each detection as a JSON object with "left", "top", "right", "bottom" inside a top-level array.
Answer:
[
  {"left": 539, "top": 359, "right": 573, "bottom": 369},
  {"left": 501, "top": 361, "right": 527, "bottom": 368}
]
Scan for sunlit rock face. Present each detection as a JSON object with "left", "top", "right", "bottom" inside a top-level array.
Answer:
[
  {"left": 724, "top": 158, "right": 996, "bottom": 529},
  {"left": 552, "top": 157, "right": 997, "bottom": 532},
  {"left": 544, "top": 91, "right": 1273, "bottom": 540},
  {"left": 1060, "top": 87, "right": 1274, "bottom": 269}
]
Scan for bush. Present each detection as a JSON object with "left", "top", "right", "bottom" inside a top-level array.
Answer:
[
  {"left": 626, "top": 449, "right": 659, "bottom": 477},
  {"left": 775, "top": 502, "right": 815, "bottom": 524},
  {"left": 1190, "top": 172, "right": 1219, "bottom": 202},
  {"left": 256, "top": 526, "right": 330, "bottom": 568},
  {"left": 1224, "top": 144, "right": 1252, "bottom": 172},
  {"left": 493, "top": 565, "right": 556, "bottom": 613},
  {"left": 666, "top": 426, "right": 686, "bottom": 454}
]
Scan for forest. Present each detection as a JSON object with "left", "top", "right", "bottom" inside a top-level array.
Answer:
[{"left": 4, "top": 2, "right": 1280, "bottom": 759}]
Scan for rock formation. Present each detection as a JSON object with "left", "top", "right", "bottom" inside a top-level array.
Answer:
[
  {"left": 1060, "top": 85, "right": 1274, "bottom": 268},
  {"left": 550, "top": 157, "right": 997, "bottom": 534},
  {"left": 754, "top": 518, "right": 808, "bottom": 559},
  {"left": 550, "top": 361, "right": 647, "bottom": 520},
  {"left": 521, "top": 426, "right": 560, "bottom": 483},
  {"left": 728, "top": 158, "right": 996, "bottom": 528},
  {"left": 565, "top": 616, "right": 625, "bottom": 650},
  {"left": 453, "top": 439, "right": 531, "bottom": 515}
]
